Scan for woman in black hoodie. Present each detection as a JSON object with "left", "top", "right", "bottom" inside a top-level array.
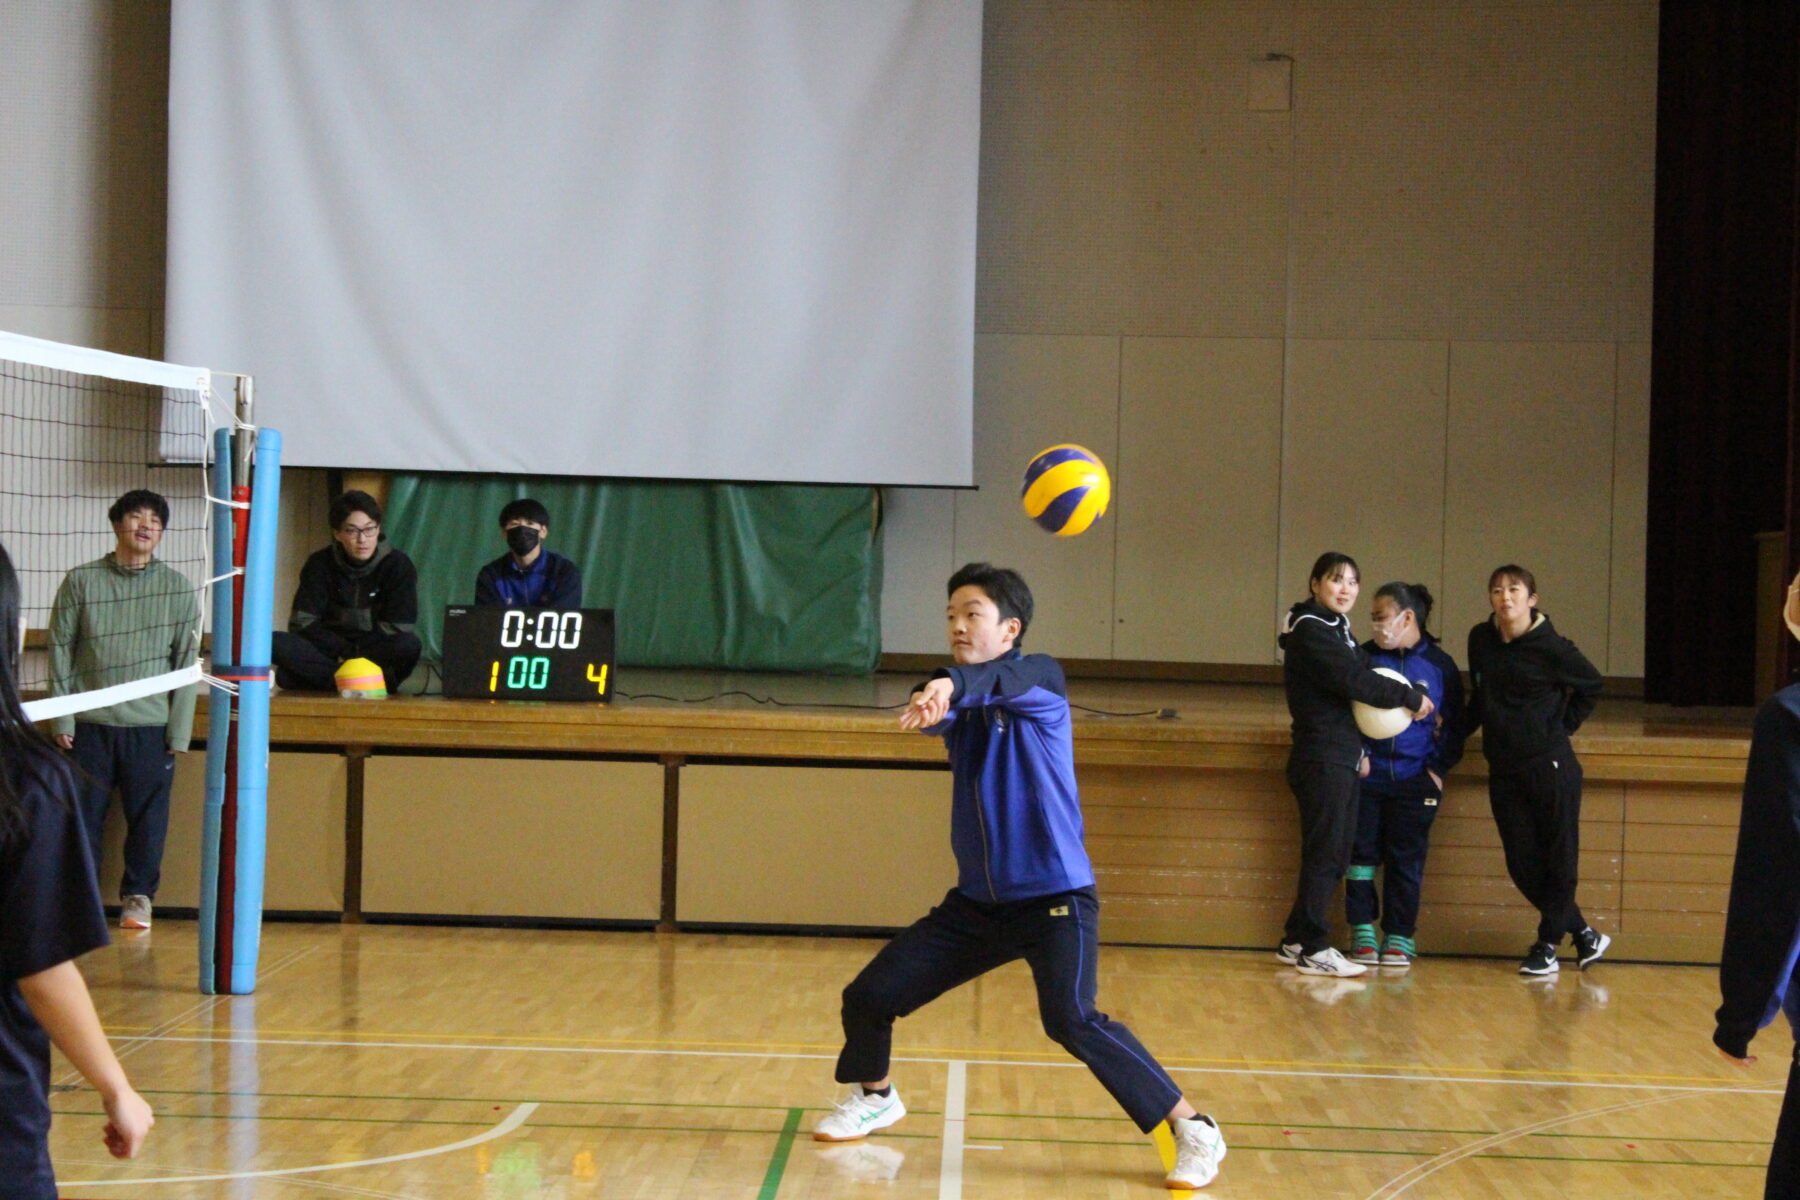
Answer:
[
  {"left": 1461, "top": 564, "right": 1606, "bottom": 976},
  {"left": 1277, "top": 552, "right": 1431, "bottom": 977}
]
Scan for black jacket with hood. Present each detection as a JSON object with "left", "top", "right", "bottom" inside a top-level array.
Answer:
[
  {"left": 1279, "top": 599, "right": 1424, "bottom": 769},
  {"left": 1461, "top": 610, "right": 1603, "bottom": 774}
]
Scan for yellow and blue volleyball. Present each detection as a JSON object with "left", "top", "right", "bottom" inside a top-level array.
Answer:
[
  {"left": 334, "top": 657, "right": 388, "bottom": 699},
  {"left": 1020, "top": 444, "right": 1111, "bottom": 536}
]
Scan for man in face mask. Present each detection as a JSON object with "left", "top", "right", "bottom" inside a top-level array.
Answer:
[{"left": 473, "top": 498, "right": 584, "bottom": 609}]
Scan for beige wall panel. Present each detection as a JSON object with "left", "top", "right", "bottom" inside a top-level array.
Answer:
[
  {"left": 877, "top": 486, "right": 958, "bottom": 656},
  {"left": 1610, "top": 3, "right": 1660, "bottom": 343},
  {"left": 1114, "top": 338, "right": 1284, "bottom": 662},
  {"left": 1441, "top": 342, "right": 1618, "bottom": 661},
  {"left": 1610, "top": 342, "right": 1650, "bottom": 675},
  {"left": 0, "top": 307, "right": 152, "bottom": 355},
  {"left": 361, "top": 757, "right": 662, "bottom": 919},
  {"left": 98, "top": 751, "right": 346, "bottom": 912},
  {"left": 0, "top": 0, "right": 167, "bottom": 309},
  {"left": 977, "top": 1, "right": 1292, "bottom": 337},
  {"left": 677, "top": 765, "right": 954, "bottom": 926},
  {"left": 275, "top": 470, "right": 335, "bottom": 628},
  {"left": 1278, "top": 340, "right": 1449, "bottom": 624},
  {"left": 955, "top": 335, "right": 1120, "bottom": 658},
  {"left": 1290, "top": 3, "right": 1657, "bottom": 342}
]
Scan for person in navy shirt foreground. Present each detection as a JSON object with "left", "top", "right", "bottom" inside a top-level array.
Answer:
[
  {"left": 813, "top": 563, "right": 1226, "bottom": 1190},
  {"left": 473, "top": 497, "right": 583, "bottom": 609},
  {"left": 1715, "top": 569, "right": 1800, "bottom": 1198},
  {"left": 0, "top": 542, "right": 153, "bottom": 1198}
]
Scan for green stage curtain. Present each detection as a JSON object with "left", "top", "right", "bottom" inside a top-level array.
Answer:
[{"left": 383, "top": 475, "right": 881, "bottom": 673}]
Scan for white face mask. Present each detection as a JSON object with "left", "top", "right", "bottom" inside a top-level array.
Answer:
[{"left": 1371, "top": 613, "right": 1410, "bottom": 650}]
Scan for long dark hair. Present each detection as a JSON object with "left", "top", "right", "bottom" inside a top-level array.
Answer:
[{"left": 0, "top": 542, "right": 73, "bottom": 844}]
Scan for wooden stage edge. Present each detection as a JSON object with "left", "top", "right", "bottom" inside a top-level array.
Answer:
[
  {"left": 169, "top": 672, "right": 1757, "bottom": 965},
  {"left": 203, "top": 672, "right": 1753, "bottom": 782}
]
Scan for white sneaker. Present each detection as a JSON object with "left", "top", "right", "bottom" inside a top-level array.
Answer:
[
  {"left": 813, "top": 1087, "right": 906, "bottom": 1142},
  {"left": 1295, "top": 946, "right": 1366, "bottom": 977},
  {"left": 1166, "top": 1114, "right": 1226, "bottom": 1188},
  {"left": 1275, "top": 941, "right": 1302, "bottom": 965},
  {"left": 119, "top": 895, "right": 152, "bottom": 929}
]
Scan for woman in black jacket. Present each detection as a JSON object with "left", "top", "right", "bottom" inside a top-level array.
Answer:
[
  {"left": 1277, "top": 552, "right": 1431, "bottom": 977},
  {"left": 1461, "top": 564, "right": 1607, "bottom": 976}
]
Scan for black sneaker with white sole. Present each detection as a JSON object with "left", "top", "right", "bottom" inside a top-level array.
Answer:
[
  {"left": 1275, "top": 941, "right": 1302, "bottom": 965},
  {"left": 1519, "top": 941, "right": 1559, "bottom": 976},
  {"left": 1574, "top": 927, "right": 1611, "bottom": 969}
]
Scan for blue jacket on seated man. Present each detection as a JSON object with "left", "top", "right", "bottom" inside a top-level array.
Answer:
[{"left": 473, "top": 496, "right": 584, "bottom": 609}]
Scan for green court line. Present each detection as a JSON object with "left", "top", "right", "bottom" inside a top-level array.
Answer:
[
  {"left": 969, "top": 1110, "right": 1769, "bottom": 1145},
  {"left": 58, "top": 1107, "right": 1758, "bottom": 1169},
  {"left": 128, "top": 1086, "right": 944, "bottom": 1118},
  {"left": 983, "top": 1134, "right": 1762, "bottom": 1168},
  {"left": 89, "top": 1090, "right": 1767, "bottom": 1151},
  {"left": 52, "top": 1107, "right": 935, "bottom": 1141},
  {"left": 758, "top": 1108, "right": 803, "bottom": 1200}
]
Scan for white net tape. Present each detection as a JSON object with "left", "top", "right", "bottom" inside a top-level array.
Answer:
[{"left": 0, "top": 331, "right": 226, "bottom": 724}]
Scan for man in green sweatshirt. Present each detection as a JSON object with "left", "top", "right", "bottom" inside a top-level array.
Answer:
[{"left": 48, "top": 489, "right": 200, "bottom": 930}]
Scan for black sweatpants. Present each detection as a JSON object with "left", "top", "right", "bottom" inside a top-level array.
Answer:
[
  {"left": 1489, "top": 755, "right": 1587, "bottom": 945},
  {"left": 1346, "top": 775, "right": 1441, "bottom": 939},
  {"left": 272, "top": 629, "right": 421, "bottom": 692},
  {"left": 69, "top": 723, "right": 174, "bottom": 899},
  {"left": 835, "top": 886, "right": 1184, "bottom": 1133},
  {"left": 1283, "top": 756, "right": 1360, "bottom": 955}
]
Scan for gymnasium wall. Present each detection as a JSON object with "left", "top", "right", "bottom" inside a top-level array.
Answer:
[
  {"left": 1, "top": 0, "right": 1655, "bottom": 675},
  {"left": 882, "top": 1, "right": 1655, "bottom": 675}
]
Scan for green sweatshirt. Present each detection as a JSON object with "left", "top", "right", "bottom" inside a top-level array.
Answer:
[{"left": 47, "top": 554, "right": 201, "bottom": 750}]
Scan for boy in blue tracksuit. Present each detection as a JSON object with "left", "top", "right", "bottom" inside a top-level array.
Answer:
[
  {"left": 1345, "top": 582, "right": 1465, "bottom": 968},
  {"left": 815, "top": 563, "right": 1227, "bottom": 1190}
]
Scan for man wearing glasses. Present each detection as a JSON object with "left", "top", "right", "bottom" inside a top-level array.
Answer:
[{"left": 272, "top": 490, "right": 421, "bottom": 694}]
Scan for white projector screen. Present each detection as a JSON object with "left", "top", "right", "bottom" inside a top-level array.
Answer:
[{"left": 167, "top": 2, "right": 979, "bottom": 486}]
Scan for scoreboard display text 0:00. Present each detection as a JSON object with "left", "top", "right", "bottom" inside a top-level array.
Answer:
[{"left": 440, "top": 606, "right": 616, "bottom": 701}]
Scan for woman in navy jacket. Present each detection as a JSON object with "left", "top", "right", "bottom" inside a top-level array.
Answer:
[
  {"left": 1345, "top": 582, "right": 1464, "bottom": 968},
  {"left": 1277, "top": 552, "right": 1432, "bottom": 978}
]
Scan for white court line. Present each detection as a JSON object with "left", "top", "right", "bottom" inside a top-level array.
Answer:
[
  {"left": 60, "top": 1101, "right": 537, "bottom": 1187},
  {"left": 1363, "top": 1088, "right": 1733, "bottom": 1199},
  {"left": 939, "top": 1060, "right": 966, "bottom": 1200},
  {"left": 135, "top": 1034, "right": 1786, "bottom": 1094}
]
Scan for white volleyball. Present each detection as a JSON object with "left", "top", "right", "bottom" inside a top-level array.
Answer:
[{"left": 1352, "top": 666, "right": 1415, "bottom": 740}]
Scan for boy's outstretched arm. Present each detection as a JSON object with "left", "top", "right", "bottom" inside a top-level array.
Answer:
[{"left": 18, "top": 959, "right": 154, "bottom": 1158}]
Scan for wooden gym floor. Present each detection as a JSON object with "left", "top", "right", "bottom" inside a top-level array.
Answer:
[{"left": 52, "top": 920, "right": 1782, "bottom": 1199}]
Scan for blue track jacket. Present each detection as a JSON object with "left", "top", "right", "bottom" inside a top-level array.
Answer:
[
  {"left": 920, "top": 649, "right": 1096, "bottom": 903},
  {"left": 1359, "top": 638, "right": 1467, "bottom": 783}
]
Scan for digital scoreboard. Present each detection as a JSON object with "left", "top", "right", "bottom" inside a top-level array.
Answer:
[{"left": 441, "top": 607, "right": 615, "bottom": 701}]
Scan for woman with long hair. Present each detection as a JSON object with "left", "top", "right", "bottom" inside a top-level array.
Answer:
[
  {"left": 1277, "top": 552, "right": 1433, "bottom": 977},
  {"left": 0, "top": 541, "right": 153, "bottom": 1195}
]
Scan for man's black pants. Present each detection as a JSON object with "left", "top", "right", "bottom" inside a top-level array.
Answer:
[
  {"left": 836, "top": 886, "right": 1184, "bottom": 1133},
  {"left": 1283, "top": 756, "right": 1360, "bottom": 954},
  {"left": 69, "top": 722, "right": 174, "bottom": 899},
  {"left": 1489, "top": 755, "right": 1587, "bottom": 945},
  {"left": 272, "top": 630, "right": 421, "bottom": 692}
]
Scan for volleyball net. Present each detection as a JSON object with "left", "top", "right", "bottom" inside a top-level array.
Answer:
[{"left": 0, "top": 329, "right": 282, "bottom": 996}]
